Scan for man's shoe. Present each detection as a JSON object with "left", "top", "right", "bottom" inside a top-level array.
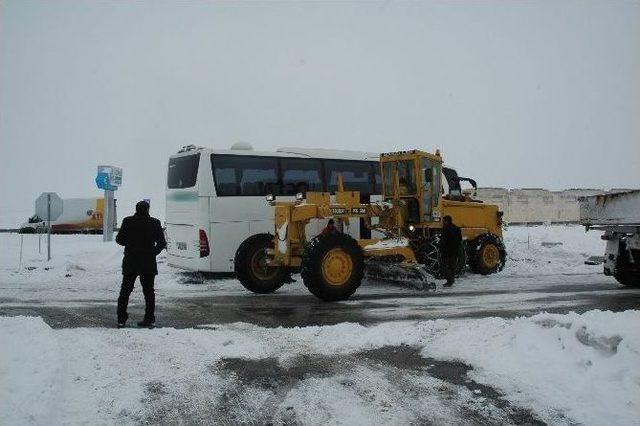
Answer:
[
  {"left": 443, "top": 282, "right": 454, "bottom": 288},
  {"left": 137, "top": 320, "right": 155, "bottom": 328},
  {"left": 117, "top": 322, "right": 126, "bottom": 328}
]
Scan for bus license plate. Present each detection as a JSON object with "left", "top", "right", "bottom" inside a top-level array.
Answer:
[{"left": 177, "top": 242, "right": 187, "bottom": 250}]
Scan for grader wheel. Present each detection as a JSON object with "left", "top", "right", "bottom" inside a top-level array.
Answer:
[
  {"left": 469, "top": 234, "right": 506, "bottom": 275},
  {"left": 301, "top": 233, "right": 365, "bottom": 302},
  {"left": 235, "top": 233, "right": 289, "bottom": 294}
]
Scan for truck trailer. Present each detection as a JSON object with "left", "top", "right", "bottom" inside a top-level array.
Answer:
[
  {"left": 19, "top": 197, "right": 117, "bottom": 234},
  {"left": 579, "top": 190, "right": 640, "bottom": 287}
]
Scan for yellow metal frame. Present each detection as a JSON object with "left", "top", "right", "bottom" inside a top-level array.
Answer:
[{"left": 269, "top": 149, "right": 503, "bottom": 269}]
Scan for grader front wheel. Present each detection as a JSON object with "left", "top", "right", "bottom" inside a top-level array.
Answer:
[
  {"left": 235, "top": 233, "right": 289, "bottom": 294},
  {"left": 301, "top": 233, "right": 365, "bottom": 302}
]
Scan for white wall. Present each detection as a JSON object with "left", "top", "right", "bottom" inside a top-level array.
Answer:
[{"left": 475, "top": 188, "right": 636, "bottom": 224}]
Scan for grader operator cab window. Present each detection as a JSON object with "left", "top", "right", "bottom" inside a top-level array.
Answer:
[
  {"left": 397, "top": 161, "right": 416, "bottom": 195},
  {"left": 421, "top": 158, "right": 441, "bottom": 221},
  {"left": 383, "top": 160, "right": 420, "bottom": 224},
  {"left": 383, "top": 162, "right": 394, "bottom": 196}
]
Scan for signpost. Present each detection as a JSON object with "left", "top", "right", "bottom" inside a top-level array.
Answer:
[
  {"left": 35, "top": 192, "right": 63, "bottom": 261},
  {"left": 95, "top": 165, "right": 122, "bottom": 242}
]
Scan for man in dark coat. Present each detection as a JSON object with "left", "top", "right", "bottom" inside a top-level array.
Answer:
[
  {"left": 115, "top": 201, "right": 166, "bottom": 328},
  {"left": 440, "top": 215, "right": 462, "bottom": 287},
  {"left": 320, "top": 218, "right": 339, "bottom": 235}
]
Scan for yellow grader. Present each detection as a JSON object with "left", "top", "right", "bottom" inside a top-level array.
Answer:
[{"left": 235, "top": 149, "right": 506, "bottom": 301}]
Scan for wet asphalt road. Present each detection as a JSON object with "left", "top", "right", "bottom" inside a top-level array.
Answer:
[{"left": 2, "top": 277, "right": 639, "bottom": 329}]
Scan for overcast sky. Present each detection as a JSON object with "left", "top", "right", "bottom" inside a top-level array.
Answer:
[{"left": 1, "top": 0, "right": 639, "bottom": 224}]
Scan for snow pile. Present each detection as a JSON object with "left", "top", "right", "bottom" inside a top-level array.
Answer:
[
  {"left": 425, "top": 310, "right": 640, "bottom": 425},
  {"left": 0, "top": 234, "right": 127, "bottom": 301},
  {"left": 502, "top": 224, "right": 603, "bottom": 275},
  {"left": 0, "top": 316, "right": 63, "bottom": 425},
  {"left": 2, "top": 311, "right": 639, "bottom": 425},
  {"left": 0, "top": 233, "right": 242, "bottom": 301},
  {"left": 363, "top": 237, "right": 409, "bottom": 250},
  {"left": 203, "top": 320, "right": 447, "bottom": 361},
  {"left": 0, "top": 233, "right": 122, "bottom": 279}
]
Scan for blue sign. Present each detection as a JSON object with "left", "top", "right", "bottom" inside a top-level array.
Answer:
[{"left": 95, "top": 172, "right": 118, "bottom": 191}]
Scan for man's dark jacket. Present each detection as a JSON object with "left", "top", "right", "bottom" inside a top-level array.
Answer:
[
  {"left": 440, "top": 222, "right": 463, "bottom": 258},
  {"left": 115, "top": 212, "right": 166, "bottom": 275}
]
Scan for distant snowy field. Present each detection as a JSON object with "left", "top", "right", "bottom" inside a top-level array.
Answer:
[{"left": 2, "top": 225, "right": 638, "bottom": 425}]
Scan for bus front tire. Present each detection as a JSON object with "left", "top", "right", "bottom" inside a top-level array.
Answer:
[{"left": 234, "top": 233, "right": 289, "bottom": 294}]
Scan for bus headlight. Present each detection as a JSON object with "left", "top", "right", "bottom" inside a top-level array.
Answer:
[{"left": 408, "top": 225, "right": 415, "bottom": 232}]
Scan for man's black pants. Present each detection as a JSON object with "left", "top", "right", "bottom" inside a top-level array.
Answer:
[
  {"left": 117, "top": 274, "right": 155, "bottom": 324},
  {"left": 442, "top": 256, "right": 458, "bottom": 286}
]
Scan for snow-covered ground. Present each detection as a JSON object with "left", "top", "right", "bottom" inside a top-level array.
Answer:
[
  {"left": 1, "top": 225, "right": 638, "bottom": 425},
  {"left": 1, "top": 311, "right": 638, "bottom": 425}
]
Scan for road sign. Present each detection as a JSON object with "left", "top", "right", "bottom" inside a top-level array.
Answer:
[
  {"left": 96, "top": 165, "right": 122, "bottom": 242},
  {"left": 35, "top": 192, "right": 63, "bottom": 222},
  {"left": 111, "top": 167, "right": 122, "bottom": 186},
  {"left": 35, "top": 192, "right": 62, "bottom": 261},
  {"left": 96, "top": 165, "right": 122, "bottom": 190}
]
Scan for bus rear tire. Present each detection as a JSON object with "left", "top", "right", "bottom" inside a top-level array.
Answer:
[
  {"left": 301, "top": 233, "right": 364, "bottom": 302},
  {"left": 234, "top": 233, "right": 289, "bottom": 294}
]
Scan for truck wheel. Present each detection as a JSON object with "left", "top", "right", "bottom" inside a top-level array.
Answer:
[
  {"left": 301, "top": 233, "right": 364, "bottom": 302},
  {"left": 234, "top": 233, "right": 289, "bottom": 294},
  {"left": 415, "top": 235, "right": 466, "bottom": 278},
  {"left": 469, "top": 234, "right": 506, "bottom": 275},
  {"left": 613, "top": 240, "right": 640, "bottom": 288}
]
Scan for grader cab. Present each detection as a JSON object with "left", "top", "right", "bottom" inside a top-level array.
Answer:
[{"left": 234, "top": 149, "right": 506, "bottom": 301}]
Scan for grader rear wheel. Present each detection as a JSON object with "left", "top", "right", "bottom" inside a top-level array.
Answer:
[
  {"left": 469, "top": 234, "right": 506, "bottom": 275},
  {"left": 301, "top": 233, "right": 365, "bottom": 301}
]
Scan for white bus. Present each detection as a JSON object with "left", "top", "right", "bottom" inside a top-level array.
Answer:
[{"left": 165, "top": 144, "right": 468, "bottom": 274}]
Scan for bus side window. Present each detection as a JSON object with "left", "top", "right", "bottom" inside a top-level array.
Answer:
[
  {"left": 211, "top": 155, "right": 279, "bottom": 196},
  {"left": 280, "top": 158, "right": 323, "bottom": 195},
  {"left": 325, "top": 160, "right": 373, "bottom": 194},
  {"left": 214, "top": 167, "right": 239, "bottom": 195}
]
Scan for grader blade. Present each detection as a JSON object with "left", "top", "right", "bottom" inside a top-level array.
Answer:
[{"left": 364, "top": 260, "right": 436, "bottom": 291}]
